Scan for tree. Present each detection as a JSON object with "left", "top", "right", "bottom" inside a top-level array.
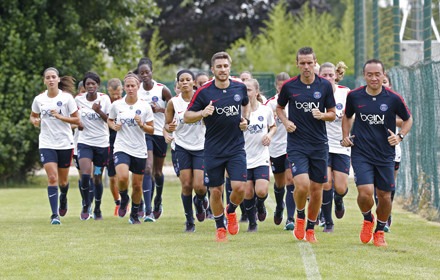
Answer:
[
  {"left": 227, "top": 0, "right": 354, "bottom": 76},
  {"left": 141, "top": 0, "right": 331, "bottom": 68},
  {"left": 0, "top": 0, "right": 158, "bottom": 182}
]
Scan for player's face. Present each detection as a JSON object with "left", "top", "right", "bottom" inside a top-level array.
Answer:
[
  {"left": 320, "top": 67, "right": 336, "bottom": 85},
  {"left": 211, "top": 58, "right": 230, "bottom": 82},
  {"left": 178, "top": 73, "right": 194, "bottom": 93},
  {"left": 138, "top": 64, "right": 153, "bottom": 84},
  {"left": 296, "top": 54, "right": 316, "bottom": 79},
  {"left": 383, "top": 76, "right": 391, "bottom": 88},
  {"left": 44, "top": 70, "right": 60, "bottom": 90},
  {"left": 240, "top": 72, "right": 252, "bottom": 82},
  {"left": 124, "top": 78, "right": 139, "bottom": 97},
  {"left": 275, "top": 80, "right": 285, "bottom": 94},
  {"left": 108, "top": 86, "right": 123, "bottom": 102},
  {"left": 245, "top": 80, "right": 257, "bottom": 100},
  {"left": 85, "top": 78, "right": 99, "bottom": 95},
  {"left": 363, "top": 63, "right": 384, "bottom": 92},
  {"left": 195, "top": 75, "right": 209, "bottom": 89}
]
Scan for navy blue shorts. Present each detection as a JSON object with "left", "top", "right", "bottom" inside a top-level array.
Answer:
[
  {"left": 73, "top": 155, "right": 80, "bottom": 170},
  {"left": 107, "top": 143, "right": 116, "bottom": 177},
  {"left": 247, "top": 165, "right": 270, "bottom": 181},
  {"left": 288, "top": 147, "right": 329, "bottom": 184},
  {"left": 77, "top": 143, "right": 109, "bottom": 168},
  {"left": 146, "top": 134, "right": 168, "bottom": 158},
  {"left": 175, "top": 144, "right": 204, "bottom": 171},
  {"left": 113, "top": 152, "right": 146, "bottom": 175},
  {"left": 328, "top": 153, "right": 350, "bottom": 174},
  {"left": 394, "top": 161, "right": 400, "bottom": 171},
  {"left": 171, "top": 148, "right": 180, "bottom": 176},
  {"left": 40, "top": 148, "right": 73, "bottom": 168},
  {"left": 270, "top": 154, "right": 289, "bottom": 174},
  {"left": 352, "top": 157, "right": 395, "bottom": 192},
  {"left": 204, "top": 151, "right": 247, "bottom": 187}
]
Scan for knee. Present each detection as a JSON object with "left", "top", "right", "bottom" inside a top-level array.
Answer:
[
  {"left": 47, "top": 174, "right": 58, "bottom": 185},
  {"left": 181, "top": 184, "right": 192, "bottom": 195}
]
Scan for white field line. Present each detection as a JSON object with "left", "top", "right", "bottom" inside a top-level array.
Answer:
[{"left": 266, "top": 194, "right": 322, "bottom": 280}]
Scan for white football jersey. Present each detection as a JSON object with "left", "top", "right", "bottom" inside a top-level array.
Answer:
[
  {"left": 108, "top": 97, "right": 154, "bottom": 158},
  {"left": 138, "top": 80, "right": 167, "bottom": 136},
  {"left": 265, "top": 95, "right": 288, "bottom": 158},
  {"left": 244, "top": 103, "right": 275, "bottom": 169},
  {"left": 31, "top": 90, "right": 77, "bottom": 149},
  {"left": 326, "top": 85, "right": 351, "bottom": 156},
  {"left": 75, "top": 93, "right": 111, "bottom": 148}
]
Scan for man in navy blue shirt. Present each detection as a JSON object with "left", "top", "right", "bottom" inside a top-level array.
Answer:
[
  {"left": 184, "top": 51, "right": 250, "bottom": 242},
  {"left": 341, "top": 59, "right": 413, "bottom": 247},
  {"left": 276, "top": 47, "right": 336, "bottom": 243}
]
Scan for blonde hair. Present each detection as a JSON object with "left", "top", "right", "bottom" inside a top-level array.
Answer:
[{"left": 335, "top": 61, "right": 348, "bottom": 83}]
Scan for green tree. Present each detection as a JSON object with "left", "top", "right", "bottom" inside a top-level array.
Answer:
[
  {"left": 228, "top": 0, "right": 354, "bottom": 76},
  {"left": 0, "top": 0, "right": 158, "bottom": 182}
]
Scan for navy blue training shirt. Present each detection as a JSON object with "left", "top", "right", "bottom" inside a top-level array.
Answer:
[
  {"left": 187, "top": 79, "right": 249, "bottom": 157},
  {"left": 277, "top": 75, "right": 335, "bottom": 152},
  {"left": 345, "top": 86, "right": 411, "bottom": 164}
]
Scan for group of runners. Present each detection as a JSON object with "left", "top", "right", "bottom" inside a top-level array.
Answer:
[{"left": 30, "top": 46, "right": 412, "bottom": 247}]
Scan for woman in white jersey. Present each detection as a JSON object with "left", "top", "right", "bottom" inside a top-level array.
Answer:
[
  {"left": 75, "top": 71, "right": 112, "bottom": 221},
  {"left": 164, "top": 70, "right": 208, "bottom": 232},
  {"left": 137, "top": 58, "right": 172, "bottom": 221},
  {"left": 243, "top": 79, "right": 276, "bottom": 232},
  {"left": 319, "top": 62, "right": 351, "bottom": 232},
  {"left": 265, "top": 72, "right": 297, "bottom": 231},
  {"left": 107, "top": 72, "right": 154, "bottom": 224},
  {"left": 30, "top": 67, "right": 80, "bottom": 225}
]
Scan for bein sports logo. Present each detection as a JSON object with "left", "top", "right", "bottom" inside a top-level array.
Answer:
[
  {"left": 215, "top": 105, "right": 240, "bottom": 117},
  {"left": 360, "top": 113, "right": 384, "bottom": 125},
  {"left": 81, "top": 111, "right": 101, "bottom": 120},
  {"left": 41, "top": 109, "right": 61, "bottom": 119},
  {"left": 295, "top": 101, "right": 319, "bottom": 112},
  {"left": 247, "top": 123, "right": 264, "bottom": 134}
]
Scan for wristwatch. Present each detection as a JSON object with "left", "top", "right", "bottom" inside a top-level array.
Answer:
[{"left": 397, "top": 133, "right": 405, "bottom": 141}]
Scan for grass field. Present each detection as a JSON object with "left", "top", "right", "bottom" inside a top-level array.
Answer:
[{"left": 1, "top": 175, "right": 439, "bottom": 280}]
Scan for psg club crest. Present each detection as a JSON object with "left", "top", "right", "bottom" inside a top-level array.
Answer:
[
  {"left": 336, "top": 103, "right": 343, "bottom": 110},
  {"left": 313, "top": 92, "right": 322, "bottom": 99},
  {"left": 380, "top": 104, "right": 388, "bottom": 111},
  {"left": 152, "top": 96, "right": 159, "bottom": 102},
  {"left": 57, "top": 101, "right": 62, "bottom": 106},
  {"left": 258, "top": 116, "right": 264, "bottom": 121},
  {"left": 136, "top": 109, "right": 141, "bottom": 115},
  {"left": 234, "top": 94, "right": 241, "bottom": 102}
]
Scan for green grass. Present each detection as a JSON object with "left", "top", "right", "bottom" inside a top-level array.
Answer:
[{"left": 1, "top": 176, "right": 439, "bottom": 279}]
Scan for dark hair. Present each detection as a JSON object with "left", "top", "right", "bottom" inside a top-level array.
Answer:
[
  {"left": 362, "top": 59, "right": 385, "bottom": 74},
  {"left": 384, "top": 73, "right": 392, "bottom": 87},
  {"left": 82, "top": 71, "right": 101, "bottom": 88},
  {"left": 137, "top": 57, "right": 153, "bottom": 72},
  {"left": 296, "top": 47, "right": 315, "bottom": 61},
  {"left": 195, "top": 72, "right": 209, "bottom": 79},
  {"left": 176, "top": 69, "right": 195, "bottom": 81},
  {"left": 211, "top": 51, "right": 232, "bottom": 66}
]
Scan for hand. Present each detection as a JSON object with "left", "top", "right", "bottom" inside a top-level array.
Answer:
[
  {"left": 168, "top": 119, "right": 177, "bottom": 132},
  {"left": 32, "top": 117, "right": 41, "bottom": 127},
  {"left": 387, "top": 129, "right": 400, "bottom": 146},
  {"left": 262, "top": 134, "right": 271, "bottom": 146},
  {"left": 113, "top": 122, "right": 122, "bottom": 131},
  {"left": 92, "top": 102, "right": 101, "bottom": 113},
  {"left": 164, "top": 134, "right": 174, "bottom": 144},
  {"left": 284, "top": 120, "right": 296, "bottom": 133},
  {"left": 239, "top": 117, "right": 248, "bottom": 131},
  {"left": 340, "top": 135, "right": 355, "bottom": 147},
  {"left": 150, "top": 102, "right": 160, "bottom": 113},
  {"left": 134, "top": 115, "right": 142, "bottom": 127},
  {"left": 201, "top": 101, "right": 214, "bottom": 118},
  {"left": 50, "top": 109, "right": 61, "bottom": 119},
  {"left": 78, "top": 122, "right": 84, "bottom": 131},
  {"left": 311, "top": 108, "right": 323, "bottom": 120}
]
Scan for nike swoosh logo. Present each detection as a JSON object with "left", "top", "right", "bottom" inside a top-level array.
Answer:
[
  {"left": 358, "top": 105, "right": 366, "bottom": 108},
  {"left": 292, "top": 94, "right": 300, "bottom": 97},
  {"left": 177, "top": 111, "right": 184, "bottom": 114},
  {"left": 211, "top": 99, "right": 220, "bottom": 104},
  {"left": 49, "top": 194, "right": 57, "bottom": 198}
]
